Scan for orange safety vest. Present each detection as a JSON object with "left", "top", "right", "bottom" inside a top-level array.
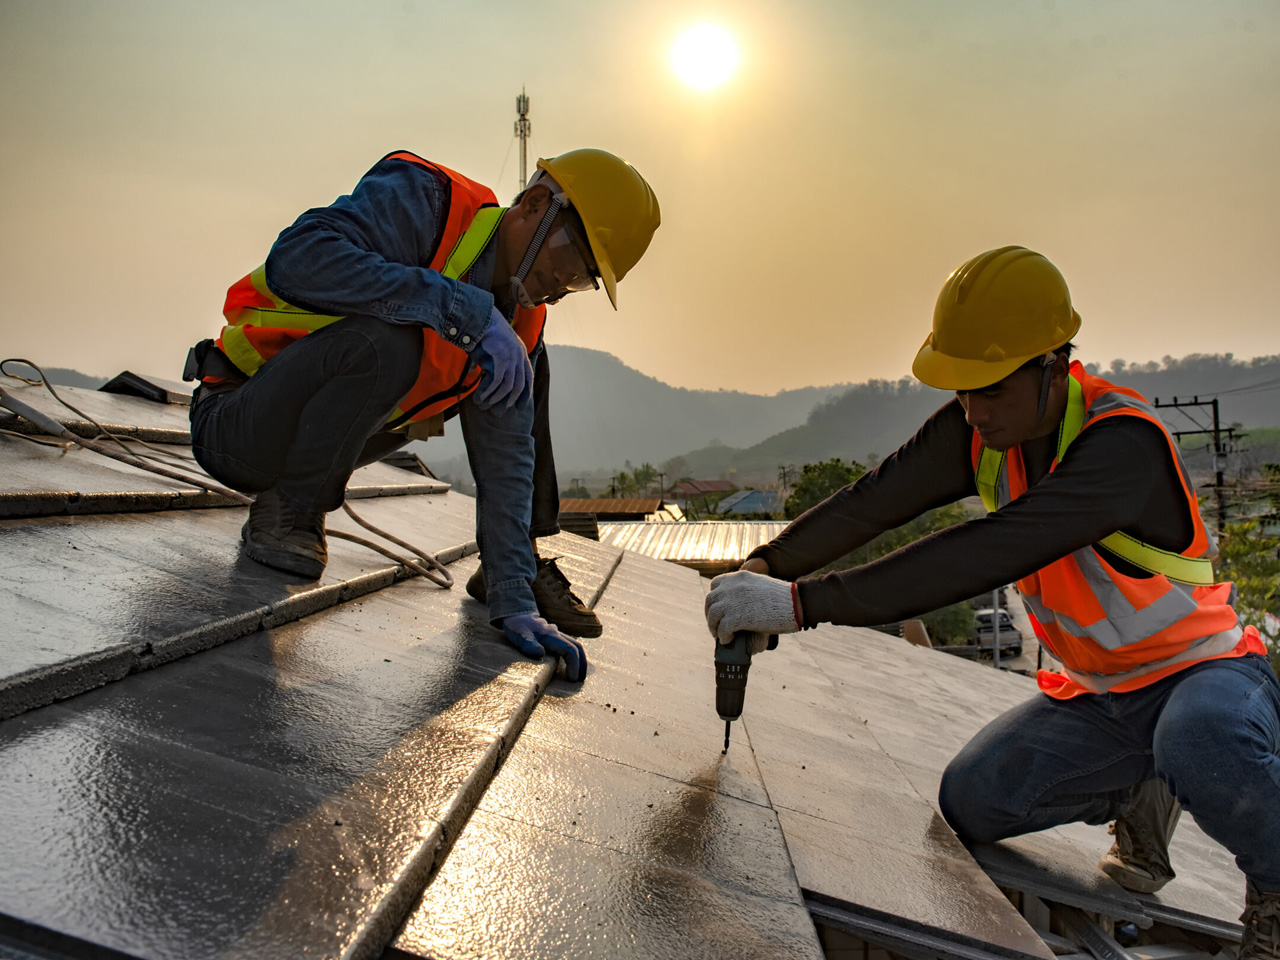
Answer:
[
  {"left": 972, "top": 362, "right": 1264, "bottom": 699},
  {"left": 214, "top": 152, "right": 546, "bottom": 425}
]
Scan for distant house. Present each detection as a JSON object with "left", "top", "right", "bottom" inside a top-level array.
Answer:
[{"left": 715, "top": 489, "right": 785, "bottom": 516}]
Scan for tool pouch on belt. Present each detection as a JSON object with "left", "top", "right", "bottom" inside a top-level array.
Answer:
[{"left": 183, "top": 340, "right": 246, "bottom": 384}]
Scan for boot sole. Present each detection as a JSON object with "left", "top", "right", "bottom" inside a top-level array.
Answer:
[
  {"left": 1099, "top": 855, "right": 1173, "bottom": 893},
  {"left": 555, "top": 620, "right": 603, "bottom": 639}
]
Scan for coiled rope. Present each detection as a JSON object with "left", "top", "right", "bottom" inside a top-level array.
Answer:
[{"left": 0, "top": 359, "right": 453, "bottom": 587}]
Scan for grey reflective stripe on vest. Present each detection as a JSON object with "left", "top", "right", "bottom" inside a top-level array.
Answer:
[{"left": 1057, "top": 625, "right": 1244, "bottom": 694}]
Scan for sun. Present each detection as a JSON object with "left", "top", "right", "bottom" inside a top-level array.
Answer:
[{"left": 671, "top": 24, "right": 740, "bottom": 91}]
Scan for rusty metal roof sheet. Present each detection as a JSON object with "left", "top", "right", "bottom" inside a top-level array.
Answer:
[{"left": 559, "top": 497, "right": 663, "bottom": 515}]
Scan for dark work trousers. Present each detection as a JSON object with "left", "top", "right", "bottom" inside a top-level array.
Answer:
[
  {"left": 190, "top": 317, "right": 423, "bottom": 513},
  {"left": 528, "top": 341, "right": 560, "bottom": 540},
  {"left": 190, "top": 316, "right": 561, "bottom": 533}
]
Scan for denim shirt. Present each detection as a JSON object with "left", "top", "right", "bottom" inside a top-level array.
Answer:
[
  {"left": 264, "top": 156, "right": 494, "bottom": 352},
  {"left": 264, "top": 155, "right": 540, "bottom": 623}
]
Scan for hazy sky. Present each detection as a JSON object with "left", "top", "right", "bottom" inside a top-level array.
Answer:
[{"left": 2, "top": 0, "right": 1277, "bottom": 393}]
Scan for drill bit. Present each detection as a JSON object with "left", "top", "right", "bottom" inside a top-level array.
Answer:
[{"left": 722, "top": 720, "right": 731, "bottom": 755}]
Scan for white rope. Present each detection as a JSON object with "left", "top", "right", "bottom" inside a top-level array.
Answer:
[{"left": 0, "top": 359, "right": 453, "bottom": 588}]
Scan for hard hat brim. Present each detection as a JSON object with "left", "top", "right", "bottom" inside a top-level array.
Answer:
[
  {"left": 911, "top": 335, "right": 1038, "bottom": 391},
  {"left": 911, "top": 308, "right": 1081, "bottom": 391}
]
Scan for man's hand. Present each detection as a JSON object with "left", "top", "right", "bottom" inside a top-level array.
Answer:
[
  {"left": 471, "top": 306, "right": 533, "bottom": 412},
  {"left": 705, "top": 570, "right": 802, "bottom": 645},
  {"left": 500, "top": 613, "right": 588, "bottom": 682},
  {"left": 740, "top": 558, "right": 770, "bottom": 575}
]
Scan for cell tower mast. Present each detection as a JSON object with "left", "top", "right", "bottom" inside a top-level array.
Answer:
[{"left": 515, "top": 87, "right": 531, "bottom": 190}]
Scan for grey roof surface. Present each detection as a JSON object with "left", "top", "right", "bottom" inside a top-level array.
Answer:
[
  {"left": 0, "top": 378, "right": 1249, "bottom": 959},
  {"left": 0, "top": 380, "right": 195, "bottom": 441},
  {"left": 0, "top": 487, "right": 473, "bottom": 720},
  {"left": 779, "top": 624, "right": 1246, "bottom": 939},
  {"left": 392, "top": 553, "right": 823, "bottom": 960}
]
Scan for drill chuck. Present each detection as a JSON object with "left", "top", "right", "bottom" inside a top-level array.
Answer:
[{"left": 715, "top": 657, "right": 751, "bottom": 721}]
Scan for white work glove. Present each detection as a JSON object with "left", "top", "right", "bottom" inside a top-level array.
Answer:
[{"left": 704, "top": 570, "right": 802, "bottom": 645}]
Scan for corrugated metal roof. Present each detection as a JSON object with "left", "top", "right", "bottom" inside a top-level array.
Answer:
[
  {"left": 716, "top": 489, "right": 784, "bottom": 514},
  {"left": 598, "top": 520, "right": 787, "bottom": 568}
]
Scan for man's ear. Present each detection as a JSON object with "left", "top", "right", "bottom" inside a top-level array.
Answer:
[
  {"left": 516, "top": 183, "right": 553, "bottom": 221},
  {"left": 1052, "top": 351, "right": 1071, "bottom": 384}
]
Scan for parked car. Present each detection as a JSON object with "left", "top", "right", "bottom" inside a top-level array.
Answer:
[{"left": 974, "top": 608, "right": 1022, "bottom": 657}]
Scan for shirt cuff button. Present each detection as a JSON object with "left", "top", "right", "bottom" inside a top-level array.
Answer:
[
  {"left": 448, "top": 326, "right": 458, "bottom": 336},
  {"left": 462, "top": 335, "right": 471, "bottom": 345}
]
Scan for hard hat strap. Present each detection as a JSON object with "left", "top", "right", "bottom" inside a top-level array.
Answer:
[
  {"left": 1035, "top": 352, "right": 1056, "bottom": 423},
  {"left": 509, "top": 196, "right": 564, "bottom": 310}
]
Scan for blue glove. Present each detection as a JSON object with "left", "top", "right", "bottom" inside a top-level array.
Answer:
[
  {"left": 471, "top": 306, "right": 533, "bottom": 412},
  {"left": 500, "top": 613, "right": 588, "bottom": 682}
]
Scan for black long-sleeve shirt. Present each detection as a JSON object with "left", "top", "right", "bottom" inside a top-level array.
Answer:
[{"left": 749, "top": 399, "right": 1194, "bottom": 628}]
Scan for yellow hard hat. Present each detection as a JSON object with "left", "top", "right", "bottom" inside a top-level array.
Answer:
[
  {"left": 912, "top": 246, "right": 1082, "bottom": 390},
  {"left": 537, "top": 149, "right": 660, "bottom": 309}
]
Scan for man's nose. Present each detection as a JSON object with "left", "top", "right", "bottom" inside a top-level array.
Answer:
[{"left": 963, "top": 396, "right": 989, "bottom": 427}]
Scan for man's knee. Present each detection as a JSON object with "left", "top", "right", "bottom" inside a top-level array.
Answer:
[{"left": 939, "top": 754, "right": 1008, "bottom": 844}]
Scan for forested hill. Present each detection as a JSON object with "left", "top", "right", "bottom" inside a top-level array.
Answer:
[
  {"left": 670, "top": 353, "right": 1280, "bottom": 483},
  {"left": 403, "top": 345, "right": 857, "bottom": 472}
]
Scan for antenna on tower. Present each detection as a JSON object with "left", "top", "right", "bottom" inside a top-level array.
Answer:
[{"left": 515, "top": 87, "right": 531, "bottom": 190}]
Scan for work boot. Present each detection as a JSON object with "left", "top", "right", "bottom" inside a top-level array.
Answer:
[
  {"left": 1241, "top": 879, "right": 1280, "bottom": 960},
  {"left": 466, "top": 557, "right": 603, "bottom": 639},
  {"left": 1098, "top": 778, "right": 1182, "bottom": 893},
  {"left": 241, "top": 486, "right": 328, "bottom": 579}
]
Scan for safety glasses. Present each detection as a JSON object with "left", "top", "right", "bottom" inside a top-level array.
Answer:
[{"left": 545, "top": 224, "right": 599, "bottom": 295}]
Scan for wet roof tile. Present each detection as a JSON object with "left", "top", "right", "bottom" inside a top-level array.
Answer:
[
  {"left": 787, "top": 622, "right": 1246, "bottom": 937},
  {"left": 0, "top": 491, "right": 478, "bottom": 718},
  {"left": 393, "top": 552, "right": 823, "bottom": 959}
]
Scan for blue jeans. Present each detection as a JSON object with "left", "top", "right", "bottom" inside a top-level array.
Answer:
[
  {"left": 190, "top": 316, "right": 543, "bottom": 622},
  {"left": 939, "top": 653, "right": 1280, "bottom": 888}
]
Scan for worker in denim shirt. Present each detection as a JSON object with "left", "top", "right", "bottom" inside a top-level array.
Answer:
[{"left": 186, "top": 149, "right": 660, "bottom": 681}]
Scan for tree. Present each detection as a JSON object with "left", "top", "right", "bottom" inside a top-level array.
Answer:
[
  {"left": 786, "top": 454, "right": 976, "bottom": 644},
  {"left": 784, "top": 458, "right": 865, "bottom": 520},
  {"left": 1215, "top": 520, "right": 1280, "bottom": 675},
  {"left": 563, "top": 483, "right": 591, "bottom": 499},
  {"left": 662, "top": 456, "right": 689, "bottom": 485},
  {"left": 633, "top": 462, "right": 658, "bottom": 495}
]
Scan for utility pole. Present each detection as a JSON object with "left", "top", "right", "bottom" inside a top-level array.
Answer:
[
  {"left": 991, "top": 588, "right": 1001, "bottom": 671},
  {"left": 514, "top": 88, "right": 531, "bottom": 190},
  {"left": 1153, "top": 395, "right": 1241, "bottom": 533}
]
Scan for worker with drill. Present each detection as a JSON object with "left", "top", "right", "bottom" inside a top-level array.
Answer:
[
  {"left": 185, "top": 148, "right": 659, "bottom": 681},
  {"left": 704, "top": 246, "right": 1280, "bottom": 957}
]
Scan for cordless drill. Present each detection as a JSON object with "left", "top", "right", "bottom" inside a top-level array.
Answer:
[{"left": 714, "top": 631, "right": 777, "bottom": 754}]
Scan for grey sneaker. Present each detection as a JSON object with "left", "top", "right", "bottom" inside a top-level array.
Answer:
[
  {"left": 1241, "top": 879, "right": 1280, "bottom": 960},
  {"left": 241, "top": 487, "right": 328, "bottom": 579},
  {"left": 466, "top": 557, "right": 603, "bottom": 639},
  {"left": 1098, "top": 779, "right": 1182, "bottom": 893}
]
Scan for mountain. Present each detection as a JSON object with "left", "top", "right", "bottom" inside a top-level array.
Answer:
[
  {"left": 412, "top": 346, "right": 855, "bottom": 475},
  {"left": 662, "top": 352, "right": 1280, "bottom": 486}
]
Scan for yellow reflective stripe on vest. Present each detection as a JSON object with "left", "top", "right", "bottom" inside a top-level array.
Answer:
[
  {"left": 384, "top": 208, "right": 504, "bottom": 426},
  {"left": 220, "top": 325, "right": 267, "bottom": 376},
  {"left": 440, "top": 207, "right": 504, "bottom": 280},
  {"left": 975, "top": 375, "right": 1215, "bottom": 586},
  {"left": 975, "top": 447, "right": 1004, "bottom": 513}
]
